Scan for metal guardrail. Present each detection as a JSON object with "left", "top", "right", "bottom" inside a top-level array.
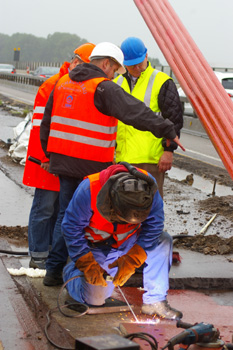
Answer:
[{"left": 0, "top": 72, "right": 46, "bottom": 87}]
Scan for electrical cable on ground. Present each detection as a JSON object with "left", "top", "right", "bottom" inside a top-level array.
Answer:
[
  {"left": 125, "top": 332, "right": 158, "bottom": 350},
  {"left": 45, "top": 275, "right": 160, "bottom": 350},
  {"left": 0, "top": 249, "right": 28, "bottom": 255},
  {"left": 45, "top": 275, "right": 88, "bottom": 349}
]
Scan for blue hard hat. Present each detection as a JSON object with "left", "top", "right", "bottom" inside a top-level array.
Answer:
[{"left": 121, "top": 37, "right": 147, "bottom": 66}]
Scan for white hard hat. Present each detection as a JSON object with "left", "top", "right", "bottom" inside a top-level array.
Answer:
[{"left": 89, "top": 42, "right": 126, "bottom": 74}]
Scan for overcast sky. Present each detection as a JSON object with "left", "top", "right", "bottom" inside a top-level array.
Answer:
[{"left": 1, "top": 0, "right": 232, "bottom": 67}]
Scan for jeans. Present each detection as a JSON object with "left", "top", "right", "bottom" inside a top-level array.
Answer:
[
  {"left": 28, "top": 188, "right": 59, "bottom": 258},
  {"left": 45, "top": 175, "right": 82, "bottom": 273},
  {"left": 63, "top": 231, "right": 172, "bottom": 306}
]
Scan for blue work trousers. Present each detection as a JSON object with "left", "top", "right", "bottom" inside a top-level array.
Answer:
[
  {"left": 28, "top": 188, "right": 59, "bottom": 258},
  {"left": 46, "top": 175, "right": 82, "bottom": 273},
  {"left": 63, "top": 231, "right": 173, "bottom": 306}
]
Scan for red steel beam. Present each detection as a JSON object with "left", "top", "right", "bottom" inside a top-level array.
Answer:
[{"left": 134, "top": 0, "right": 233, "bottom": 180}]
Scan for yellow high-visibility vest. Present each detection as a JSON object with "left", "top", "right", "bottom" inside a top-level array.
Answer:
[{"left": 114, "top": 63, "right": 170, "bottom": 164}]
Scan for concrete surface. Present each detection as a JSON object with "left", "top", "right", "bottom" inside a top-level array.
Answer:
[
  {"left": 1, "top": 248, "right": 233, "bottom": 350},
  {"left": 0, "top": 164, "right": 232, "bottom": 349}
]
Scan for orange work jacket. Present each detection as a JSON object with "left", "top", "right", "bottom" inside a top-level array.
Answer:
[
  {"left": 84, "top": 170, "right": 148, "bottom": 248},
  {"left": 23, "top": 62, "right": 70, "bottom": 190},
  {"left": 46, "top": 76, "right": 118, "bottom": 163}
]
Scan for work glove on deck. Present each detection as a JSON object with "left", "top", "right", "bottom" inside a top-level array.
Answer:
[
  {"left": 108, "top": 244, "right": 147, "bottom": 287},
  {"left": 75, "top": 251, "right": 107, "bottom": 287}
]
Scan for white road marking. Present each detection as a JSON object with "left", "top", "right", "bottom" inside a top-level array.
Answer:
[{"left": 176, "top": 148, "right": 222, "bottom": 162}]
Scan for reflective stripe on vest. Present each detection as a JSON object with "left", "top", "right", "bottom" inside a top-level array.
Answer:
[
  {"left": 47, "top": 76, "right": 118, "bottom": 162},
  {"left": 50, "top": 115, "right": 117, "bottom": 135},
  {"left": 32, "top": 119, "right": 42, "bottom": 127},
  {"left": 115, "top": 69, "right": 159, "bottom": 108},
  {"left": 49, "top": 128, "right": 116, "bottom": 148},
  {"left": 85, "top": 224, "right": 140, "bottom": 244},
  {"left": 34, "top": 106, "right": 45, "bottom": 114}
]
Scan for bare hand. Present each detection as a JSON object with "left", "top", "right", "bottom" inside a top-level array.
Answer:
[
  {"left": 41, "top": 162, "right": 50, "bottom": 172},
  {"left": 158, "top": 151, "right": 173, "bottom": 172}
]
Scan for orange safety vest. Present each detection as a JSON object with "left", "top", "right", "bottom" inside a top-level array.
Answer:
[
  {"left": 23, "top": 62, "right": 70, "bottom": 191},
  {"left": 84, "top": 170, "right": 148, "bottom": 248},
  {"left": 46, "top": 76, "right": 118, "bottom": 163}
]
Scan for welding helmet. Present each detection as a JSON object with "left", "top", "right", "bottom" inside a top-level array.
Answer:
[
  {"left": 73, "top": 43, "right": 96, "bottom": 63},
  {"left": 121, "top": 37, "right": 147, "bottom": 66},
  {"left": 89, "top": 42, "right": 126, "bottom": 74},
  {"left": 97, "top": 163, "right": 157, "bottom": 224}
]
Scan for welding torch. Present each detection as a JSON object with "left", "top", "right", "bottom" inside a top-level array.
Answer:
[{"left": 105, "top": 274, "right": 139, "bottom": 323}]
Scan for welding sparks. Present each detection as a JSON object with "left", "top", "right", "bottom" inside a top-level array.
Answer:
[
  {"left": 130, "top": 318, "right": 160, "bottom": 325},
  {"left": 117, "top": 285, "right": 140, "bottom": 323}
]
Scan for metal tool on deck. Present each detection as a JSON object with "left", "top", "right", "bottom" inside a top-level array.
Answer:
[
  {"left": 161, "top": 320, "right": 224, "bottom": 350},
  {"left": 117, "top": 284, "right": 139, "bottom": 323}
]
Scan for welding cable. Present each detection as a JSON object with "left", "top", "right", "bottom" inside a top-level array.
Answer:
[
  {"left": 45, "top": 309, "right": 75, "bottom": 350},
  {"left": 44, "top": 275, "right": 89, "bottom": 349},
  {"left": 125, "top": 332, "right": 158, "bottom": 350},
  {"left": 57, "top": 275, "right": 89, "bottom": 318}
]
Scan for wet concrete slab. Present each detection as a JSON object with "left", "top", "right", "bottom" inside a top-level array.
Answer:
[
  {"left": 0, "top": 253, "right": 49, "bottom": 349},
  {"left": 1, "top": 253, "right": 233, "bottom": 350}
]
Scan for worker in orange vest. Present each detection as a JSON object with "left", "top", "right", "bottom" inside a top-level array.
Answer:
[
  {"left": 40, "top": 42, "right": 184, "bottom": 286},
  {"left": 62, "top": 162, "right": 183, "bottom": 320},
  {"left": 23, "top": 43, "right": 95, "bottom": 269}
]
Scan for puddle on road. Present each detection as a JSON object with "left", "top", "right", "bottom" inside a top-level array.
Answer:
[
  {"left": 0, "top": 171, "right": 32, "bottom": 226},
  {"left": 0, "top": 110, "right": 23, "bottom": 144},
  {"left": 168, "top": 167, "right": 232, "bottom": 196}
]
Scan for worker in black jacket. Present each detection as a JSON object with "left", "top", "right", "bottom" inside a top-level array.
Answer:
[
  {"left": 40, "top": 42, "right": 184, "bottom": 286},
  {"left": 114, "top": 37, "right": 183, "bottom": 197}
]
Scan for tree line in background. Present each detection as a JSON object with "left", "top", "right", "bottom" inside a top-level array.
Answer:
[{"left": 0, "top": 32, "right": 161, "bottom": 66}]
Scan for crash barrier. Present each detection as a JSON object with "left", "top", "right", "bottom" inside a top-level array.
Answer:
[
  {"left": 8, "top": 60, "right": 233, "bottom": 74},
  {"left": 134, "top": 0, "right": 233, "bottom": 180},
  {"left": 10, "top": 61, "right": 62, "bottom": 71},
  {"left": 0, "top": 72, "right": 46, "bottom": 86},
  {"left": 0, "top": 72, "right": 45, "bottom": 94}
]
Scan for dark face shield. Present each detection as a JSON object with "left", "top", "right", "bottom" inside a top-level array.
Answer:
[{"left": 97, "top": 173, "right": 157, "bottom": 224}]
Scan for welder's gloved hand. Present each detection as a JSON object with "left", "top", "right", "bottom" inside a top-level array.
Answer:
[
  {"left": 75, "top": 251, "right": 107, "bottom": 287},
  {"left": 108, "top": 244, "right": 147, "bottom": 287}
]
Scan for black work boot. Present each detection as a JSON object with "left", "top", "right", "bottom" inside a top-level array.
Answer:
[
  {"left": 43, "top": 270, "right": 63, "bottom": 286},
  {"left": 141, "top": 300, "right": 183, "bottom": 320},
  {"left": 29, "top": 257, "right": 46, "bottom": 270}
]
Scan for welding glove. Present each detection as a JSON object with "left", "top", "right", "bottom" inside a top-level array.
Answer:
[
  {"left": 108, "top": 244, "right": 147, "bottom": 287},
  {"left": 75, "top": 251, "right": 107, "bottom": 287}
]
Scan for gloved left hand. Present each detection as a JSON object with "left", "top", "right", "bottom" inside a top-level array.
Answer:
[
  {"left": 108, "top": 244, "right": 147, "bottom": 287},
  {"left": 75, "top": 251, "right": 107, "bottom": 287}
]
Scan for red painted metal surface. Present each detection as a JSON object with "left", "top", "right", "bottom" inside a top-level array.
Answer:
[
  {"left": 113, "top": 288, "right": 233, "bottom": 350},
  {"left": 134, "top": 0, "right": 233, "bottom": 180}
]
